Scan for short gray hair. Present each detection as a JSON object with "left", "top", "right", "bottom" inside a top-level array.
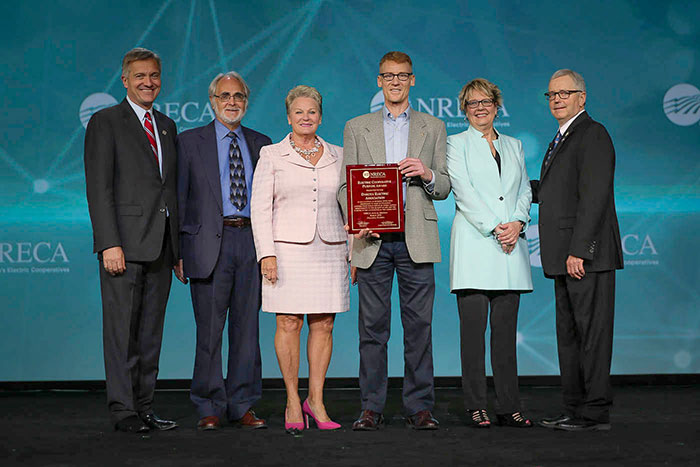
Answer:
[
  {"left": 208, "top": 71, "right": 251, "bottom": 99},
  {"left": 285, "top": 85, "right": 323, "bottom": 116},
  {"left": 121, "top": 48, "right": 161, "bottom": 77},
  {"left": 550, "top": 69, "right": 586, "bottom": 93}
]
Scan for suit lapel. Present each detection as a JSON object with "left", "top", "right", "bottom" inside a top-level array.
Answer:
[
  {"left": 315, "top": 136, "right": 338, "bottom": 168},
  {"left": 241, "top": 126, "right": 261, "bottom": 169},
  {"left": 363, "top": 111, "right": 386, "bottom": 164},
  {"left": 153, "top": 110, "right": 172, "bottom": 184},
  {"left": 408, "top": 110, "right": 427, "bottom": 159},
  {"left": 200, "top": 121, "right": 224, "bottom": 211},
  {"left": 540, "top": 111, "right": 589, "bottom": 180},
  {"left": 119, "top": 99, "right": 162, "bottom": 178}
]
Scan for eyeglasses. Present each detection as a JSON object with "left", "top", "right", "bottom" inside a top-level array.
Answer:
[
  {"left": 544, "top": 90, "right": 582, "bottom": 101},
  {"left": 465, "top": 99, "right": 495, "bottom": 109},
  {"left": 214, "top": 92, "right": 247, "bottom": 103},
  {"left": 378, "top": 72, "right": 413, "bottom": 82}
]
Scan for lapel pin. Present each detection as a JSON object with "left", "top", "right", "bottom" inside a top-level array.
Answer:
[{"left": 162, "top": 130, "right": 167, "bottom": 135}]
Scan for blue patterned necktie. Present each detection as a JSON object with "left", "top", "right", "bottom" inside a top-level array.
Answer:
[
  {"left": 543, "top": 131, "right": 562, "bottom": 168},
  {"left": 228, "top": 132, "right": 247, "bottom": 211}
]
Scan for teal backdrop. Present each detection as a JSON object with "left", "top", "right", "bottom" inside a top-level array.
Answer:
[{"left": 1, "top": 0, "right": 698, "bottom": 381}]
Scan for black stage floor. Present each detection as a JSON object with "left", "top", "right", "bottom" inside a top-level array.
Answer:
[{"left": 1, "top": 385, "right": 698, "bottom": 466}]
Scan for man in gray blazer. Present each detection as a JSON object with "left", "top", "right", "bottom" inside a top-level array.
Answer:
[{"left": 338, "top": 51, "right": 450, "bottom": 431}]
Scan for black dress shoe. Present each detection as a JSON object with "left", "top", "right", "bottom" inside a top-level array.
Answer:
[
  {"left": 141, "top": 413, "right": 178, "bottom": 431},
  {"left": 554, "top": 418, "right": 611, "bottom": 432},
  {"left": 538, "top": 414, "right": 573, "bottom": 429},
  {"left": 115, "top": 415, "right": 149, "bottom": 433}
]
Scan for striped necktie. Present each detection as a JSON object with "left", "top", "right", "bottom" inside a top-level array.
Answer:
[
  {"left": 144, "top": 112, "right": 158, "bottom": 164},
  {"left": 228, "top": 132, "right": 247, "bottom": 211},
  {"left": 543, "top": 130, "right": 561, "bottom": 168}
]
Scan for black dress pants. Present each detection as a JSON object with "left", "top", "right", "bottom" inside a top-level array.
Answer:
[
  {"left": 99, "top": 226, "right": 173, "bottom": 424},
  {"left": 554, "top": 270, "right": 615, "bottom": 423},
  {"left": 457, "top": 289, "right": 521, "bottom": 414}
]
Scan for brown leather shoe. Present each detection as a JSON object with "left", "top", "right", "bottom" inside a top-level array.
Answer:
[
  {"left": 236, "top": 410, "right": 267, "bottom": 429},
  {"left": 406, "top": 410, "right": 439, "bottom": 430},
  {"left": 352, "top": 409, "right": 384, "bottom": 431},
  {"left": 197, "top": 415, "right": 221, "bottom": 431}
]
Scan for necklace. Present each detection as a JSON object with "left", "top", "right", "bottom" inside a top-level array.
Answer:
[{"left": 289, "top": 135, "right": 321, "bottom": 161}]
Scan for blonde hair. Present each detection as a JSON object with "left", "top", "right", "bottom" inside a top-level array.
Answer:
[
  {"left": 379, "top": 51, "right": 413, "bottom": 70},
  {"left": 285, "top": 85, "right": 323, "bottom": 116},
  {"left": 458, "top": 78, "right": 503, "bottom": 113}
]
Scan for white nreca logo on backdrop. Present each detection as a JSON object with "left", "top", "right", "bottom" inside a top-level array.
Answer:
[
  {"left": 525, "top": 225, "right": 541, "bottom": 268},
  {"left": 370, "top": 91, "right": 510, "bottom": 129},
  {"left": 80, "top": 93, "right": 215, "bottom": 128},
  {"left": 79, "top": 93, "right": 119, "bottom": 128},
  {"left": 663, "top": 83, "right": 700, "bottom": 126}
]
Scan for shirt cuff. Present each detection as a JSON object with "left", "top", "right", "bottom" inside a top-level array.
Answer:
[{"left": 422, "top": 169, "right": 436, "bottom": 193}]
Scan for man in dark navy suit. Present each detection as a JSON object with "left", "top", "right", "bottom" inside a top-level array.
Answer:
[
  {"left": 85, "top": 48, "right": 184, "bottom": 433},
  {"left": 177, "top": 72, "right": 271, "bottom": 430},
  {"left": 532, "top": 69, "right": 623, "bottom": 432}
]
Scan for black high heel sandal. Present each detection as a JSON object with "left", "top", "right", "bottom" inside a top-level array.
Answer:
[
  {"left": 467, "top": 409, "right": 491, "bottom": 428},
  {"left": 496, "top": 412, "right": 533, "bottom": 428}
]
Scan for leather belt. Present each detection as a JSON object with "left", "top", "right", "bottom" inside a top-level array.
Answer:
[
  {"left": 380, "top": 232, "right": 405, "bottom": 243},
  {"left": 223, "top": 217, "right": 251, "bottom": 228}
]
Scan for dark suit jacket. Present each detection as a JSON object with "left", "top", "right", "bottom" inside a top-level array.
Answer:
[
  {"left": 85, "top": 98, "right": 179, "bottom": 263},
  {"left": 177, "top": 121, "right": 272, "bottom": 279},
  {"left": 532, "top": 111, "right": 623, "bottom": 277}
]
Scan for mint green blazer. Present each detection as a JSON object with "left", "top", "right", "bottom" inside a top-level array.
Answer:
[{"left": 446, "top": 126, "right": 533, "bottom": 292}]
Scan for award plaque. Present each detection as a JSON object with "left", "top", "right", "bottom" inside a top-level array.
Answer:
[{"left": 346, "top": 163, "right": 404, "bottom": 234}]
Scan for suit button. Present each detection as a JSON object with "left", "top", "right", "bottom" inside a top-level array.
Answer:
[
  {"left": 159, "top": 208, "right": 166, "bottom": 213},
  {"left": 216, "top": 233, "right": 221, "bottom": 238},
  {"left": 499, "top": 196, "right": 504, "bottom": 201}
]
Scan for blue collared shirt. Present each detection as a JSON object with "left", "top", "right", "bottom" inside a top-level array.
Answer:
[
  {"left": 215, "top": 119, "right": 254, "bottom": 218},
  {"left": 382, "top": 106, "right": 435, "bottom": 201}
]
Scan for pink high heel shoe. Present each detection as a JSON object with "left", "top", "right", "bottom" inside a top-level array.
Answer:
[
  {"left": 285, "top": 408, "right": 304, "bottom": 434},
  {"left": 303, "top": 399, "right": 341, "bottom": 430}
]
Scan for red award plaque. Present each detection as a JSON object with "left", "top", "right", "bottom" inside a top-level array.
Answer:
[{"left": 346, "top": 164, "right": 404, "bottom": 234}]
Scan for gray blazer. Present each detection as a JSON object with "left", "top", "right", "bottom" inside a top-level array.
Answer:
[{"left": 338, "top": 109, "right": 450, "bottom": 268}]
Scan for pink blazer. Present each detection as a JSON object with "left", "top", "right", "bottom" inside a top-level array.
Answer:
[{"left": 251, "top": 134, "right": 347, "bottom": 261}]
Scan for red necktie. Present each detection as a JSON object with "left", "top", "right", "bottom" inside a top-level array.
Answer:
[{"left": 144, "top": 112, "right": 159, "bottom": 164}]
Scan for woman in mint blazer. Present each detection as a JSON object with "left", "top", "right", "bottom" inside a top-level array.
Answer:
[{"left": 446, "top": 78, "right": 533, "bottom": 428}]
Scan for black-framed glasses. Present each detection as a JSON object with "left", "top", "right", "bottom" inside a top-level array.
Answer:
[
  {"left": 378, "top": 72, "right": 413, "bottom": 82},
  {"left": 465, "top": 98, "right": 495, "bottom": 109},
  {"left": 214, "top": 92, "right": 247, "bottom": 103},
  {"left": 544, "top": 90, "right": 582, "bottom": 101}
]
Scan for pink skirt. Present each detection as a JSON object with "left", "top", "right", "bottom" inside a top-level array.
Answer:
[{"left": 262, "top": 230, "right": 349, "bottom": 314}]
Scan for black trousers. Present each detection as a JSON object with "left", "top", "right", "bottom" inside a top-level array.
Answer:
[
  {"left": 554, "top": 270, "right": 615, "bottom": 423},
  {"left": 456, "top": 290, "right": 521, "bottom": 413},
  {"left": 99, "top": 225, "right": 173, "bottom": 423},
  {"left": 356, "top": 240, "right": 435, "bottom": 415}
]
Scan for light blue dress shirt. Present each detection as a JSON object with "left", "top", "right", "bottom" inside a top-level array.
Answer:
[
  {"left": 215, "top": 119, "right": 254, "bottom": 218},
  {"left": 382, "top": 106, "right": 435, "bottom": 201}
]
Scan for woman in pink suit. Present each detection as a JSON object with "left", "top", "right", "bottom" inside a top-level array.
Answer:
[{"left": 251, "top": 85, "right": 348, "bottom": 434}]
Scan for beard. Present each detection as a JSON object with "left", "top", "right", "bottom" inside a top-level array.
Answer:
[{"left": 215, "top": 105, "right": 246, "bottom": 126}]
